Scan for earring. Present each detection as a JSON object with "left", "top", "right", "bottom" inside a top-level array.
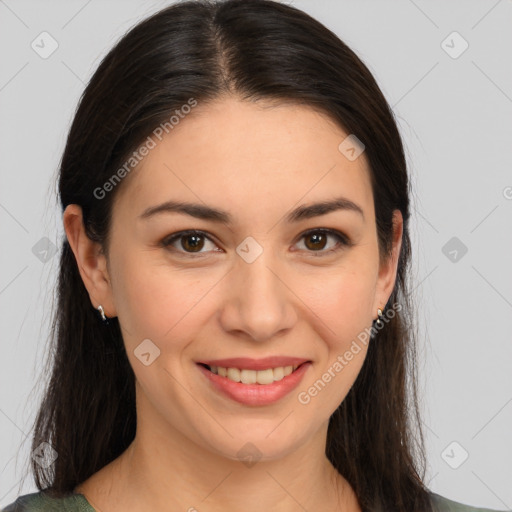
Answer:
[
  {"left": 375, "top": 308, "right": 384, "bottom": 328},
  {"left": 97, "top": 305, "right": 108, "bottom": 323}
]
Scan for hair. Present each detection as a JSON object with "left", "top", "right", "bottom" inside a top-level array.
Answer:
[{"left": 22, "top": 1, "right": 433, "bottom": 510}]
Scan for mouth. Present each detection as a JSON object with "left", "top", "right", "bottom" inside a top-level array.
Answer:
[
  {"left": 196, "top": 359, "right": 312, "bottom": 406},
  {"left": 197, "top": 362, "right": 309, "bottom": 385}
]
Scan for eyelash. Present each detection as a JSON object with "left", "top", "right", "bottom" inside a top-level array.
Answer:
[{"left": 160, "top": 228, "right": 352, "bottom": 258}]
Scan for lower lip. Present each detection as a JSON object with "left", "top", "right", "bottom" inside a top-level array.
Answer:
[{"left": 197, "top": 362, "right": 311, "bottom": 406}]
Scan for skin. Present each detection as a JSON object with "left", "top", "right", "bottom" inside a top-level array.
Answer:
[{"left": 65, "top": 96, "right": 403, "bottom": 512}]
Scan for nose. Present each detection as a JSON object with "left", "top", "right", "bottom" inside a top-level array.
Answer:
[{"left": 218, "top": 250, "right": 297, "bottom": 343}]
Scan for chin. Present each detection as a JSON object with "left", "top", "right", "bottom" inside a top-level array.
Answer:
[{"left": 195, "top": 421, "right": 311, "bottom": 464}]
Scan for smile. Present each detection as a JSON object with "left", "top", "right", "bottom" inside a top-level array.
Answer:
[
  {"left": 200, "top": 363, "right": 304, "bottom": 385},
  {"left": 196, "top": 360, "right": 312, "bottom": 406}
]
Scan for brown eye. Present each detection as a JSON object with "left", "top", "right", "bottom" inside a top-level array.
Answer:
[
  {"left": 161, "top": 228, "right": 351, "bottom": 258},
  {"left": 162, "top": 230, "right": 218, "bottom": 256},
  {"left": 180, "top": 233, "right": 205, "bottom": 252},
  {"left": 296, "top": 229, "right": 351, "bottom": 255},
  {"left": 304, "top": 232, "right": 328, "bottom": 251}
]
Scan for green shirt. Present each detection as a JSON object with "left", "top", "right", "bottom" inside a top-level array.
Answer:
[{"left": 1, "top": 491, "right": 510, "bottom": 511}]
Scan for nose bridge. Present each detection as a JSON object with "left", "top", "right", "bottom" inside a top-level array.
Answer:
[{"left": 219, "top": 240, "right": 296, "bottom": 342}]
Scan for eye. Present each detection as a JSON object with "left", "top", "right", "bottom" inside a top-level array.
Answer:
[
  {"left": 161, "top": 228, "right": 352, "bottom": 258},
  {"left": 293, "top": 228, "right": 352, "bottom": 256},
  {"left": 161, "top": 230, "right": 219, "bottom": 257}
]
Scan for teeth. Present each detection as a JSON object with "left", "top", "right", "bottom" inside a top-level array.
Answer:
[
  {"left": 227, "top": 367, "right": 241, "bottom": 382},
  {"left": 240, "top": 369, "right": 257, "bottom": 384},
  {"left": 207, "top": 364, "right": 300, "bottom": 385}
]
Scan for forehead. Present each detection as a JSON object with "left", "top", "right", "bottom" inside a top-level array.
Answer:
[{"left": 113, "top": 97, "right": 374, "bottom": 227}]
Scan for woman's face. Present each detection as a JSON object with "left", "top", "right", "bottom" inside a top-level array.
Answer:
[{"left": 91, "top": 97, "right": 402, "bottom": 461}]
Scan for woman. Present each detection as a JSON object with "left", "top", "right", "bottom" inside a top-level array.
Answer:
[{"left": 2, "top": 1, "right": 508, "bottom": 511}]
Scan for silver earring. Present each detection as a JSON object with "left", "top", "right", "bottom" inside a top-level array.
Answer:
[
  {"left": 375, "top": 308, "right": 384, "bottom": 328},
  {"left": 97, "top": 305, "right": 107, "bottom": 322}
]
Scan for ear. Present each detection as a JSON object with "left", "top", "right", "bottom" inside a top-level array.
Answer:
[
  {"left": 63, "top": 204, "right": 117, "bottom": 318},
  {"left": 374, "top": 209, "right": 403, "bottom": 314}
]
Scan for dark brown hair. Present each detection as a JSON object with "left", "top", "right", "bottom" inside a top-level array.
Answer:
[{"left": 20, "top": 1, "right": 432, "bottom": 510}]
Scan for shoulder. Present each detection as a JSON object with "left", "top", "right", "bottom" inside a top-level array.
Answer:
[
  {"left": 430, "top": 492, "right": 511, "bottom": 512},
  {"left": 1, "top": 491, "right": 95, "bottom": 512}
]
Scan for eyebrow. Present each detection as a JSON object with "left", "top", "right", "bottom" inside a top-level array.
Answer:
[{"left": 139, "top": 196, "right": 364, "bottom": 224}]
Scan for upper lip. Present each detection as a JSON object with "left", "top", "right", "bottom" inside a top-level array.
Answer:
[{"left": 197, "top": 357, "right": 311, "bottom": 370}]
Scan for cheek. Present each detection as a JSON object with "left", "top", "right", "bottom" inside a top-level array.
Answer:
[
  {"left": 109, "top": 250, "right": 180, "bottom": 340},
  {"left": 111, "top": 250, "right": 220, "bottom": 352},
  {"left": 297, "top": 269, "right": 374, "bottom": 411},
  {"left": 302, "top": 261, "right": 377, "bottom": 341}
]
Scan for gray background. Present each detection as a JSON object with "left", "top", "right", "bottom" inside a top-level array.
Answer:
[{"left": 1, "top": 0, "right": 511, "bottom": 509}]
